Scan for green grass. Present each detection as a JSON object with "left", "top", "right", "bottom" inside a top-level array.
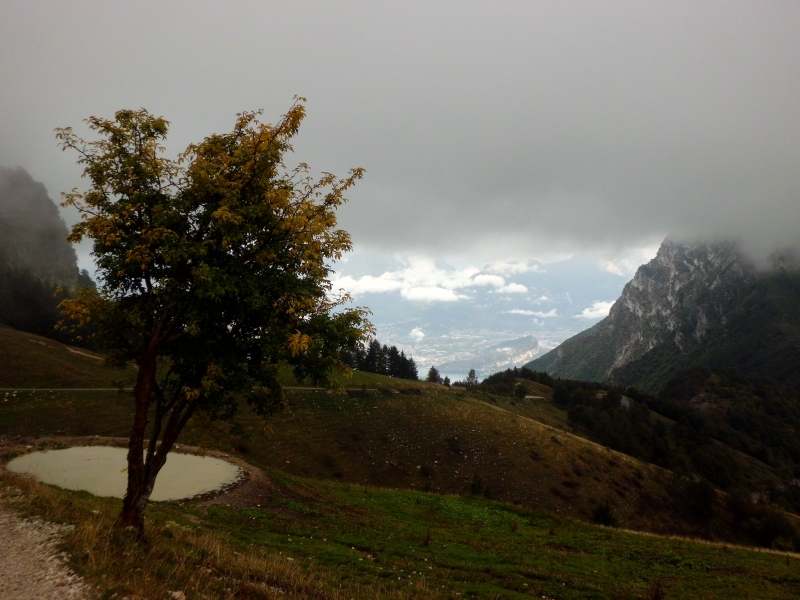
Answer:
[
  {"left": 0, "top": 387, "right": 687, "bottom": 536},
  {"left": 0, "top": 326, "right": 135, "bottom": 388},
  {"left": 202, "top": 474, "right": 800, "bottom": 599},
  {"left": 336, "top": 369, "right": 438, "bottom": 390},
  {"left": 478, "top": 391, "right": 570, "bottom": 431},
  {"left": 0, "top": 389, "right": 132, "bottom": 436},
  {"left": 3, "top": 325, "right": 800, "bottom": 596},
  {"left": 3, "top": 466, "right": 799, "bottom": 599}
]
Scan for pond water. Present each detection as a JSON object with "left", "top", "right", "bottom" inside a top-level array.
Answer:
[{"left": 7, "top": 446, "right": 242, "bottom": 501}]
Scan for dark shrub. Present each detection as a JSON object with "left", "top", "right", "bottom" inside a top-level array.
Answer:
[{"left": 591, "top": 502, "right": 618, "bottom": 527}]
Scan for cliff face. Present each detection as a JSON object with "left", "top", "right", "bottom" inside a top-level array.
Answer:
[{"left": 526, "top": 239, "right": 800, "bottom": 392}]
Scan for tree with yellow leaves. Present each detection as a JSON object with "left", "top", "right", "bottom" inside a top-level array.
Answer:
[{"left": 57, "top": 98, "right": 370, "bottom": 534}]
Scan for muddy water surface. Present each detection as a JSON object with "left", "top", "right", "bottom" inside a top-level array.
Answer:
[{"left": 7, "top": 446, "right": 242, "bottom": 501}]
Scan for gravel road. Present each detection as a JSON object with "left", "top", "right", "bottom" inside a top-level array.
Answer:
[{"left": 0, "top": 500, "right": 88, "bottom": 599}]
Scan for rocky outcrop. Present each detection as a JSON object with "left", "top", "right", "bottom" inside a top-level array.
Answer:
[{"left": 526, "top": 239, "right": 800, "bottom": 392}]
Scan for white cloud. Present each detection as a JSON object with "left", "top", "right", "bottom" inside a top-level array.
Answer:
[
  {"left": 483, "top": 259, "right": 544, "bottom": 276},
  {"left": 332, "top": 274, "right": 403, "bottom": 295},
  {"left": 472, "top": 273, "right": 506, "bottom": 288},
  {"left": 507, "top": 308, "right": 558, "bottom": 318},
  {"left": 333, "top": 257, "right": 476, "bottom": 301},
  {"left": 602, "top": 261, "right": 626, "bottom": 277},
  {"left": 409, "top": 327, "right": 425, "bottom": 341},
  {"left": 600, "top": 244, "right": 660, "bottom": 277},
  {"left": 575, "top": 300, "right": 614, "bottom": 319},
  {"left": 498, "top": 283, "right": 528, "bottom": 294},
  {"left": 401, "top": 286, "right": 463, "bottom": 302},
  {"left": 334, "top": 256, "right": 538, "bottom": 302}
]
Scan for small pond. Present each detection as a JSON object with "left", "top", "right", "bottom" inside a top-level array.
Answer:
[{"left": 7, "top": 446, "right": 242, "bottom": 501}]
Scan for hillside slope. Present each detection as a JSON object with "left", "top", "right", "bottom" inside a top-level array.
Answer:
[
  {"left": 0, "top": 326, "right": 134, "bottom": 388},
  {"left": 527, "top": 239, "right": 800, "bottom": 392},
  {"left": 3, "top": 325, "right": 797, "bottom": 547},
  {"left": 0, "top": 326, "right": 690, "bottom": 536},
  {"left": 196, "top": 389, "right": 690, "bottom": 534}
]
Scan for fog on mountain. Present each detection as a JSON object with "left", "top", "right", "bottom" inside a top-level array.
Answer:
[
  {"left": 0, "top": 166, "right": 88, "bottom": 335},
  {"left": 0, "top": 166, "right": 78, "bottom": 286}
]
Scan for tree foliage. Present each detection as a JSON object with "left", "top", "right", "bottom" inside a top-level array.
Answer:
[
  {"left": 465, "top": 369, "right": 479, "bottom": 389},
  {"left": 342, "top": 338, "right": 419, "bottom": 380},
  {"left": 426, "top": 366, "right": 442, "bottom": 384},
  {"left": 56, "top": 99, "right": 370, "bottom": 532}
]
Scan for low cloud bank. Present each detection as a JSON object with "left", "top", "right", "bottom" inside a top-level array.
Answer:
[{"left": 332, "top": 257, "right": 538, "bottom": 302}]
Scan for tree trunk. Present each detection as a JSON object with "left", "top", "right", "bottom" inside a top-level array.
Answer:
[
  {"left": 119, "top": 477, "right": 154, "bottom": 533},
  {"left": 118, "top": 351, "right": 157, "bottom": 536}
]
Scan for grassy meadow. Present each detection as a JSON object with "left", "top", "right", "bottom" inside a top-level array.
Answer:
[
  {"left": 3, "top": 462, "right": 800, "bottom": 599},
  {"left": 1, "top": 325, "right": 799, "bottom": 598}
]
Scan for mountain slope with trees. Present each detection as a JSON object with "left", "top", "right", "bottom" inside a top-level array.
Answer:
[{"left": 0, "top": 166, "right": 92, "bottom": 336}]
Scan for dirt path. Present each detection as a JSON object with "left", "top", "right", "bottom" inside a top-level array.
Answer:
[{"left": 0, "top": 500, "right": 88, "bottom": 599}]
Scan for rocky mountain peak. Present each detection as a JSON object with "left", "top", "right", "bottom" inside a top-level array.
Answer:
[
  {"left": 526, "top": 238, "right": 800, "bottom": 392},
  {"left": 612, "top": 239, "right": 753, "bottom": 354}
]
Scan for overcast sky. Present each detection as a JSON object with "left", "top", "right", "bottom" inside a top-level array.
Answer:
[
  {"left": 2, "top": 1, "right": 799, "bottom": 371},
  {"left": 3, "top": 0, "right": 800, "bottom": 262}
]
